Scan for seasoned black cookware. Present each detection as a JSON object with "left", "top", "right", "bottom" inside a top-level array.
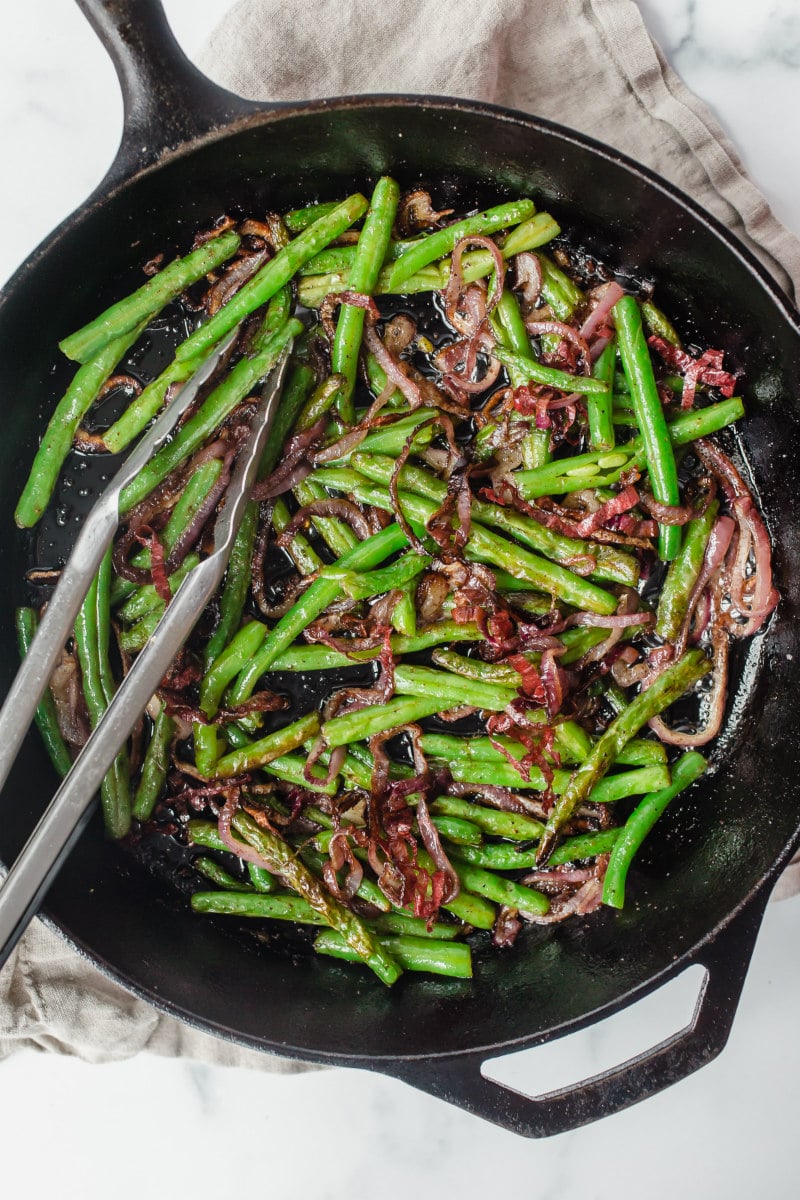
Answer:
[{"left": 0, "top": 0, "right": 798, "bottom": 1137}]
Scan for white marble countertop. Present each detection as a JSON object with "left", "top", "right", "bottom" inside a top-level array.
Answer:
[{"left": 1, "top": 1, "right": 799, "bottom": 1194}]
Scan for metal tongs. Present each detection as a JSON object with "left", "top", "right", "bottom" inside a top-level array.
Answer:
[{"left": 0, "top": 333, "right": 291, "bottom": 968}]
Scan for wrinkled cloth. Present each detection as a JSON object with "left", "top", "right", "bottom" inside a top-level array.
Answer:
[{"left": 3, "top": 0, "right": 798, "bottom": 1067}]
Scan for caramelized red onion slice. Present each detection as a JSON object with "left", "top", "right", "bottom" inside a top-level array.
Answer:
[
  {"left": 638, "top": 492, "right": 697, "bottom": 526},
  {"left": 651, "top": 597, "right": 729, "bottom": 747},
  {"left": 648, "top": 337, "right": 737, "bottom": 408},
  {"left": 513, "top": 252, "right": 543, "bottom": 308},
  {"left": 277, "top": 499, "right": 372, "bottom": 547},
  {"left": 396, "top": 190, "right": 454, "bottom": 235},
  {"left": 728, "top": 496, "right": 780, "bottom": 636},
  {"left": 674, "top": 514, "right": 735, "bottom": 657},
  {"left": 445, "top": 236, "right": 505, "bottom": 333},
  {"left": 524, "top": 320, "right": 591, "bottom": 374},
  {"left": 217, "top": 788, "right": 280, "bottom": 871},
  {"left": 694, "top": 440, "right": 779, "bottom": 636},
  {"left": 319, "top": 290, "right": 380, "bottom": 343},
  {"left": 323, "top": 829, "right": 363, "bottom": 902},
  {"left": 363, "top": 319, "right": 423, "bottom": 409},
  {"left": 519, "top": 876, "right": 604, "bottom": 922},
  {"left": 415, "top": 793, "right": 460, "bottom": 904},
  {"left": 578, "top": 281, "right": 625, "bottom": 344},
  {"left": 252, "top": 416, "right": 327, "bottom": 500}
]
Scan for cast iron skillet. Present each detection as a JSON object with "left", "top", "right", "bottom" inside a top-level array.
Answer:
[{"left": 1, "top": 0, "right": 798, "bottom": 1137}]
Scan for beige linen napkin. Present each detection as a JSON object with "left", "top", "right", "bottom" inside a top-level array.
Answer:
[{"left": 2, "top": 0, "right": 797, "bottom": 1065}]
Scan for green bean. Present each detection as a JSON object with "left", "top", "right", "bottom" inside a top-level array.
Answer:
[
  {"left": 641, "top": 300, "right": 682, "bottom": 347},
  {"left": 333, "top": 177, "right": 400, "bottom": 421},
  {"left": 421, "top": 728, "right": 661, "bottom": 770},
  {"left": 264, "top": 359, "right": 318, "bottom": 465},
  {"left": 390, "top": 581, "right": 418, "bottom": 637},
  {"left": 193, "top": 859, "right": 254, "bottom": 892},
  {"left": 547, "top": 829, "right": 621, "bottom": 864},
  {"left": 386, "top": 198, "right": 536, "bottom": 290},
  {"left": 60, "top": 231, "right": 241, "bottom": 363},
  {"left": 15, "top": 608, "right": 73, "bottom": 778},
  {"left": 655, "top": 500, "right": 719, "bottom": 641},
  {"left": 214, "top": 711, "right": 321, "bottom": 778},
  {"left": 491, "top": 344, "right": 611, "bottom": 397},
  {"left": 493, "top": 289, "right": 552, "bottom": 468},
  {"left": 431, "top": 796, "right": 544, "bottom": 841},
  {"left": 514, "top": 396, "right": 745, "bottom": 498},
  {"left": 15, "top": 320, "right": 147, "bottom": 528},
  {"left": 394, "top": 663, "right": 517, "bottom": 710},
  {"left": 314, "top": 472, "right": 619, "bottom": 614},
  {"left": 298, "top": 245, "right": 360, "bottom": 277},
  {"left": 325, "top": 409, "right": 439, "bottom": 461},
  {"left": 192, "top": 890, "right": 327, "bottom": 921},
  {"left": 446, "top": 858, "right": 549, "bottom": 916},
  {"left": 232, "top": 811, "right": 401, "bottom": 985},
  {"left": 349, "top": 452, "right": 639, "bottom": 587},
  {"left": 603, "top": 752, "right": 707, "bottom": 907},
  {"left": 117, "top": 553, "right": 199, "bottom": 628},
  {"left": 314, "top": 930, "right": 473, "bottom": 979},
  {"left": 120, "top": 315, "right": 302, "bottom": 512},
  {"left": 432, "top": 815, "right": 483, "bottom": 846},
  {"left": 588, "top": 339, "right": 616, "bottom": 451},
  {"left": 132, "top": 708, "right": 174, "bottom": 820},
  {"left": 116, "top": 553, "right": 200, "bottom": 624},
  {"left": 201, "top": 501, "right": 259, "bottom": 670},
  {"left": 268, "top": 621, "right": 483, "bottom": 672},
  {"left": 271, "top": 496, "right": 323, "bottom": 576},
  {"left": 540, "top": 650, "right": 710, "bottom": 858},
  {"left": 187, "top": 819, "right": 229, "bottom": 852},
  {"left": 451, "top": 829, "right": 620, "bottom": 871},
  {"left": 614, "top": 295, "right": 681, "bottom": 560},
  {"left": 293, "top": 477, "right": 359, "bottom": 558},
  {"left": 447, "top": 759, "right": 670, "bottom": 800},
  {"left": 326, "top": 550, "right": 431, "bottom": 600},
  {"left": 323, "top": 694, "right": 446, "bottom": 747},
  {"left": 284, "top": 200, "right": 344, "bottom": 231},
  {"left": 229, "top": 523, "right": 408, "bottom": 704},
  {"left": 430, "top": 648, "right": 524, "bottom": 687},
  {"left": 371, "top": 912, "right": 464, "bottom": 939},
  {"left": 537, "top": 254, "right": 584, "bottom": 317},
  {"left": 296, "top": 374, "right": 348, "bottom": 432},
  {"left": 261, "top": 752, "right": 340, "bottom": 795},
  {"left": 247, "top": 863, "right": 280, "bottom": 893},
  {"left": 101, "top": 349, "right": 214, "bottom": 455},
  {"left": 111, "top": 459, "right": 223, "bottom": 607},
  {"left": 105, "top": 270, "right": 291, "bottom": 454},
  {"left": 297, "top": 213, "right": 559, "bottom": 308},
  {"left": 195, "top": 621, "right": 269, "bottom": 775},
  {"left": 199, "top": 353, "right": 314, "bottom": 669},
  {"left": 175, "top": 195, "right": 368, "bottom": 362},
  {"left": 74, "top": 559, "right": 130, "bottom": 838}
]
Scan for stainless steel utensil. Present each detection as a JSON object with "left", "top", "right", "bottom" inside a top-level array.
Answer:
[{"left": 0, "top": 338, "right": 291, "bottom": 967}]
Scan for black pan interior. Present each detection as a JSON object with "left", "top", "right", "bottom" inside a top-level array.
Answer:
[{"left": 1, "top": 100, "right": 799, "bottom": 1063}]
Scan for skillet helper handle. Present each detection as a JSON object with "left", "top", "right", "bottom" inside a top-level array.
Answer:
[
  {"left": 381, "top": 891, "right": 769, "bottom": 1138},
  {"left": 75, "top": 0, "right": 272, "bottom": 186}
]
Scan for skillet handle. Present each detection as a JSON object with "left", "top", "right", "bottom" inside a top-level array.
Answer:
[
  {"left": 379, "top": 890, "right": 769, "bottom": 1138},
  {"left": 76, "top": 0, "right": 273, "bottom": 187}
]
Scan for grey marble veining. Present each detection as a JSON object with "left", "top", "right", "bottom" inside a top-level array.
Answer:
[{"left": 0, "top": 2, "right": 798, "bottom": 1195}]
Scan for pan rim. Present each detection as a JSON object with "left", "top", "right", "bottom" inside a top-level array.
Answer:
[{"left": 3, "top": 88, "right": 800, "bottom": 1066}]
